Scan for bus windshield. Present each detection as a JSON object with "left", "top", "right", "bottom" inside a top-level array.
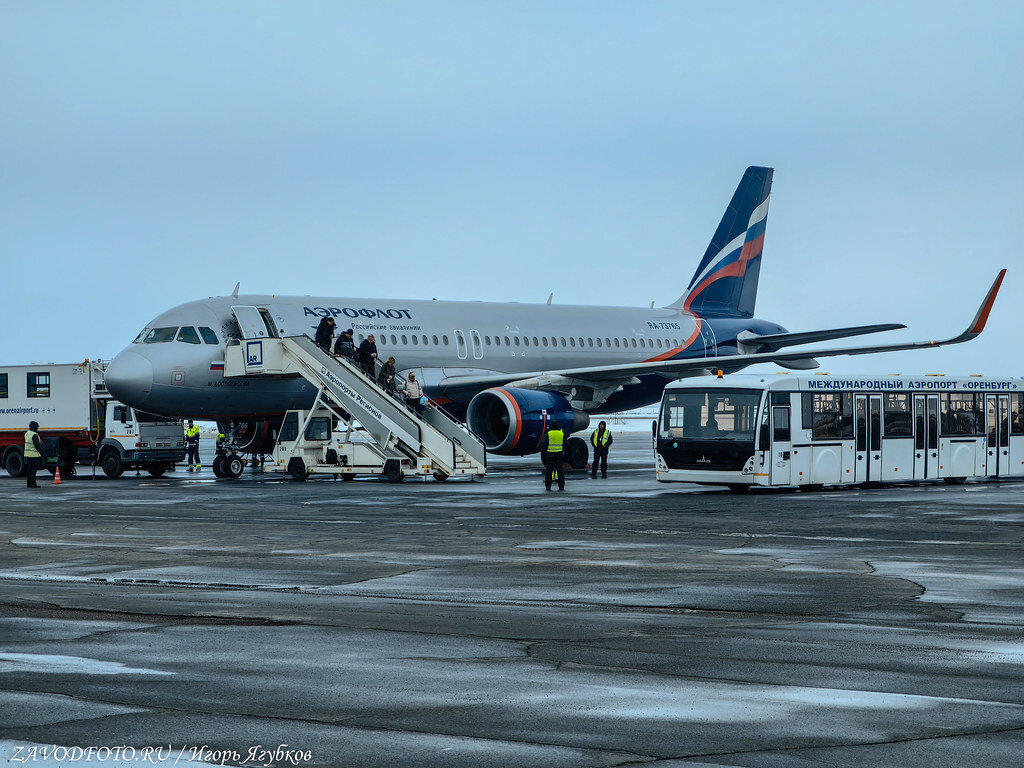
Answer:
[{"left": 660, "top": 388, "right": 763, "bottom": 441}]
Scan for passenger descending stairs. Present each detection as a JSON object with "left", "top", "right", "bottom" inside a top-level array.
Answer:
[{"left": 224, "top": 335, "right": 487, "bottom": 478}]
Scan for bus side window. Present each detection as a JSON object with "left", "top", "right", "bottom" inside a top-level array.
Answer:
[{"left": 758, "top": 407, "right": 770, "bottom": 448}]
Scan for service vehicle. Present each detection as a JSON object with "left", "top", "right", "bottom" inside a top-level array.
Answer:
[
  {"left": 655, "top": 373, "right": 1024, "bottom": 489},
  {"left": 0, "top": 360, "right": 185, "bottom": 478}
]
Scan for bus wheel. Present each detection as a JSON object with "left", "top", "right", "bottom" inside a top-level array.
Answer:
[
  {"left": 147, "top": 462, "right": 169, "bottom": 477},
  {"left": 288, "top": 458, "right": 308, "bottom": 482},
  {"left": 726, "top": 484, "right": 749, "bottom": 493},
  {"left": 802, "top": 484, "right": 824, "bottom": 492},
  {"left": 224, "top": 454, "right": 245, "bottom": 479},
  {"left": 566, "top": 437, "right": 589, "bottom": 470},
  {"left": 4, "top": 448, "right": 25, "bottom": 478},
  {"left": 943, "top": 477, "right": 967, "bottom": 485},
  {"left": 101, "top": 452, "right": 124, "bottom": 479}
]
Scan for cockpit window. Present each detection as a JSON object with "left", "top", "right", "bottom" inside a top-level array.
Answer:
[
  {"left": 177, "top": 327, "right": 201, "bottom": 344},
  {"left": 198, "top": 327, "right": 219, "bottom": 344},
  {"left": 133, "top": 328, "right": 149, "bottom": 344},
  {"left": 142, "top": 327, "right": 178, "bottom": 343}
]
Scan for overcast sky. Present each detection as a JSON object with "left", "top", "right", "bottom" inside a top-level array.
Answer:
[{"left": 2, "top": 1, "right": 1022, "bottom": 378}]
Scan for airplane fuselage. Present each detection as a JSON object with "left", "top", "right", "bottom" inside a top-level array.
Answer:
[{"left": 107, "top": 294, "right": 785, "bottom": 421}]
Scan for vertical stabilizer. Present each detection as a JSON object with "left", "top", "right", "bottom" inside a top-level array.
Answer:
[{"left": 668, "top": 166, "right": 773, "bottom": 317}]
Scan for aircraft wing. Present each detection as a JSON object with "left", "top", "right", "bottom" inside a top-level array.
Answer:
[
  {"left": 439, "top": 270, "right": 1005, "bottom": 401},
  {"left": 740, "top": 323, "right": 905, "bottom": 351}
]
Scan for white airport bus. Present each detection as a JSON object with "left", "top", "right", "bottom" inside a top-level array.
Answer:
[{"left": 655, "top": 374, "right": 1024, "bottom": 489}]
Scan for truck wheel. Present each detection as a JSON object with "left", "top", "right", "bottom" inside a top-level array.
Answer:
[
  {"left": 147, "top": 462, "right": 169, "bottom": 477},
  {"left": 566, "top": 437, "right": 589, "bottom": 470},
  {"left": 432, "top": 471, "right": 449, "bottom": 482},
  {"left": 224, "top": 454, "right": 245, "bottom": 479},
  {"left": 288, "top": 458, "right": 309, "bottom": 481},
  {"left": 101, "top": 452, "right": 124, "bottom": 478},
  {"left": 212, "top": 455, "right": 226, "bottom": 478},
  {"left": 4, "top": 448, "right": 25, "bottom": 478}
]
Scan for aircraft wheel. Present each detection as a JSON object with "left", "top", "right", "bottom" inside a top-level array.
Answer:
[
  {"left": 4, "top": 448, "right": 25, "bottom": 478},
  {"left": 288, "top": 458, "right": 309, "bottom": 482},
  {"left": 432, "top": 471, "right": 449, "bottom": 482},
  {"left": 565, "top": 437, "right": 589, "bottom": 470},
  {"left": 212, "top": 455, "right": 226, "bottom": 478},
  {"left": 101, "top": 452, "right": 124, "bottom": 479},
  {"left": 146, "top": 462, "right": 169, "bottom": 477},
  {"left": 224, "top": 454, "right": 245, "bottom": 479}
]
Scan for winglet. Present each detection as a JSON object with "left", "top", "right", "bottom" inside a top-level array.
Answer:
[{"left": 947, "top": 269, "right": 1006, "bottom": 343}]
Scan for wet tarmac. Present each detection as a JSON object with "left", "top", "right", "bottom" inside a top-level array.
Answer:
[{"left": 1, "top": 435, "right": 1023, "bottom": 767}]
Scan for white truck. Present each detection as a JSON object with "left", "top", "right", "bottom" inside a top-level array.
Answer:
[{"left": 0, "top": 360, "right": 186, "bottom": 479}]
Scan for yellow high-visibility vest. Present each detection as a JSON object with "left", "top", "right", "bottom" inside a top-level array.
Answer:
[
  {"left": 591, "top": 429, "right": 610, "bottom": 447},
  {"left": 186, "top": 426, "right": 201, "bottom": 438},
  {"left": 24, "top": 430, "right": 41, "bottom": 459},
  {"left": 546, "top": 429, "right": 564, "bottom": 453}
]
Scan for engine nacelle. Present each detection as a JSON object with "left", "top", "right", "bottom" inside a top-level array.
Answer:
[{"left": 466, "top": 387, "right": 590, "bottom": 455}]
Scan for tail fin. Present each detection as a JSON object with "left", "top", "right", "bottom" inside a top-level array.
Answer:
[{"left": 668, "top": 166, "right": 773, "bottom": 317}]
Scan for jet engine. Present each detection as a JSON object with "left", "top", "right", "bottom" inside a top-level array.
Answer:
[{"left": 466, "top": 387, "right": 590, "bottom": 455}]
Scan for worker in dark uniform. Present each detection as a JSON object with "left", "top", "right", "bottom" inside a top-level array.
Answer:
[
  {"left": 540, "top": 421, "right": 565, "bottom": 491},
  {"left": 185, "top": 419, "right": 201, "bottom": 472},
  {"left": 24, "top": 420, "right": 44, "bottom": 489},
  {"left": 590, "top": 420, "right": 613, "bottom": 479},
  {"left": 357, "top": 333, "right": 378, "bottom": 377},
  {"left": 333, "top": 328, "right": 356, "bottom": 360},
  {"left": 314, "top": 316, "right": 335, "bottom": 352}
]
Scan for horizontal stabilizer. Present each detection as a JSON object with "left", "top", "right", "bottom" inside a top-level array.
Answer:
[{"left": 741, "top": 323, "right": 906, "bottom": 352}]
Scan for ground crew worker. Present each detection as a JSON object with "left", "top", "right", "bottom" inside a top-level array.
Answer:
[
  {"left": 24, "top": 420, "right": 44, "bottom": 489},
  {"left": 540, "top": 421, "right": 565, "bottom": 491},
  {"left": 215, "top": 431, "right": 228, "bottom": 456},
  {"left": 590, "top": 420, "right": 613, "bottom": 479},
  {"left": 185, "top": 419, "right": 201, "bottom": 472}
]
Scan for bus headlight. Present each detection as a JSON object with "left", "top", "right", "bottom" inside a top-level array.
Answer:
[{"left": 742, "top": 456, "right": 755, "bottom": 475}]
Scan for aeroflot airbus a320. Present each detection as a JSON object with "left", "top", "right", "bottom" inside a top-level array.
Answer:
[{"left": 105, "top": 167, "right": 1006, "bottom": 463}]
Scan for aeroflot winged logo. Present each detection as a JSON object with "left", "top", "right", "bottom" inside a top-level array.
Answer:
[{"left": 303, "top": 306, "right": 413, "bottom": 319}]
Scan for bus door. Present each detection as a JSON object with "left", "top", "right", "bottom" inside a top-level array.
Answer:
[
  {"left": 855, "top": 394, "right": 882, "bottom": 482},
  {"left": 913, "top": 394, "right": 939, "bottom": 480},
  {"left": 986, "top": 394, "right": 1010, "bottom": 476},
  {"left": 770, "top": 403, "right": 792, "bottom": 485}
]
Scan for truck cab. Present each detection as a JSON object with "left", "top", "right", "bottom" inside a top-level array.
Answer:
[{"left": 96, "top": 401, "right": 186, "bottom": 477}]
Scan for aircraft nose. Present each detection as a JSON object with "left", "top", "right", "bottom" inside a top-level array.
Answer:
[{"left": 105, "top": 350, "right": 154, "bottom": 407}]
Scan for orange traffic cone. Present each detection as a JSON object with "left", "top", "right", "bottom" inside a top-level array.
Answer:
[{"left": 53, "top": 467, "right": 63, "bottom": 485}]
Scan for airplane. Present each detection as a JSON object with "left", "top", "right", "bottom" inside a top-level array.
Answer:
[{"left": 105, "top": 166, "right": 1006, "bottom": 467}]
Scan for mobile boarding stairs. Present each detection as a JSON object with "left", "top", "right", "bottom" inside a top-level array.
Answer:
[{"left": 223, "top": 335, "right": 487, "bottom": 482}]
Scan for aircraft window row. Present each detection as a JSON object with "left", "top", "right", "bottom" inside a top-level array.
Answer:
[
  {"left": 476, "top": 335, "right": 679, "bottom": 350},
  {"left": 138, "top": 326, "right": 219, "bottom": 344},
  {"left": 348, "top": 331, "right": 685, "bottom": 353}
]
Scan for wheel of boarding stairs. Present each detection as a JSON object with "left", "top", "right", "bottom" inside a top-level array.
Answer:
[
  {"left": 4, "top": 448, "right": 26, "bottom": 478},
  {"left": 224, "top": 454, "right": 245, "bottom": 479},
  {"left": 382, "top": 459, "right": 403, "bottom": 483},
  {"left": 432, "top": 470, "right": 449, "bottom": 482},
  {"left": 566, "top": 437, "right": 589, "bottom": 470},
  {"left": 288, "top": 458, "right": 309, "bottom": 482},
  {"left": 212, "top": 454, "right": 226, "bottom": 478},
  {"left": 146, "top": 462, "right": 169, "bottom": 477}
]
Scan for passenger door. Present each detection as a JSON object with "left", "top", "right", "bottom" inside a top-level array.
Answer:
[
  {"left": 232, "top": 305, "right": 274, "bottom": 339},
  {"left": 770, "top": 404, "right": 792, "bottom": 485},
  {"left": 913, "top": 394, "right": 939, "bottom": 480},
  {"left": 986, "top": 394, "right": 1010, "bottom": 477},
  {"left": 855, "top": 394, "right": 882, "bottom": 482}
]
